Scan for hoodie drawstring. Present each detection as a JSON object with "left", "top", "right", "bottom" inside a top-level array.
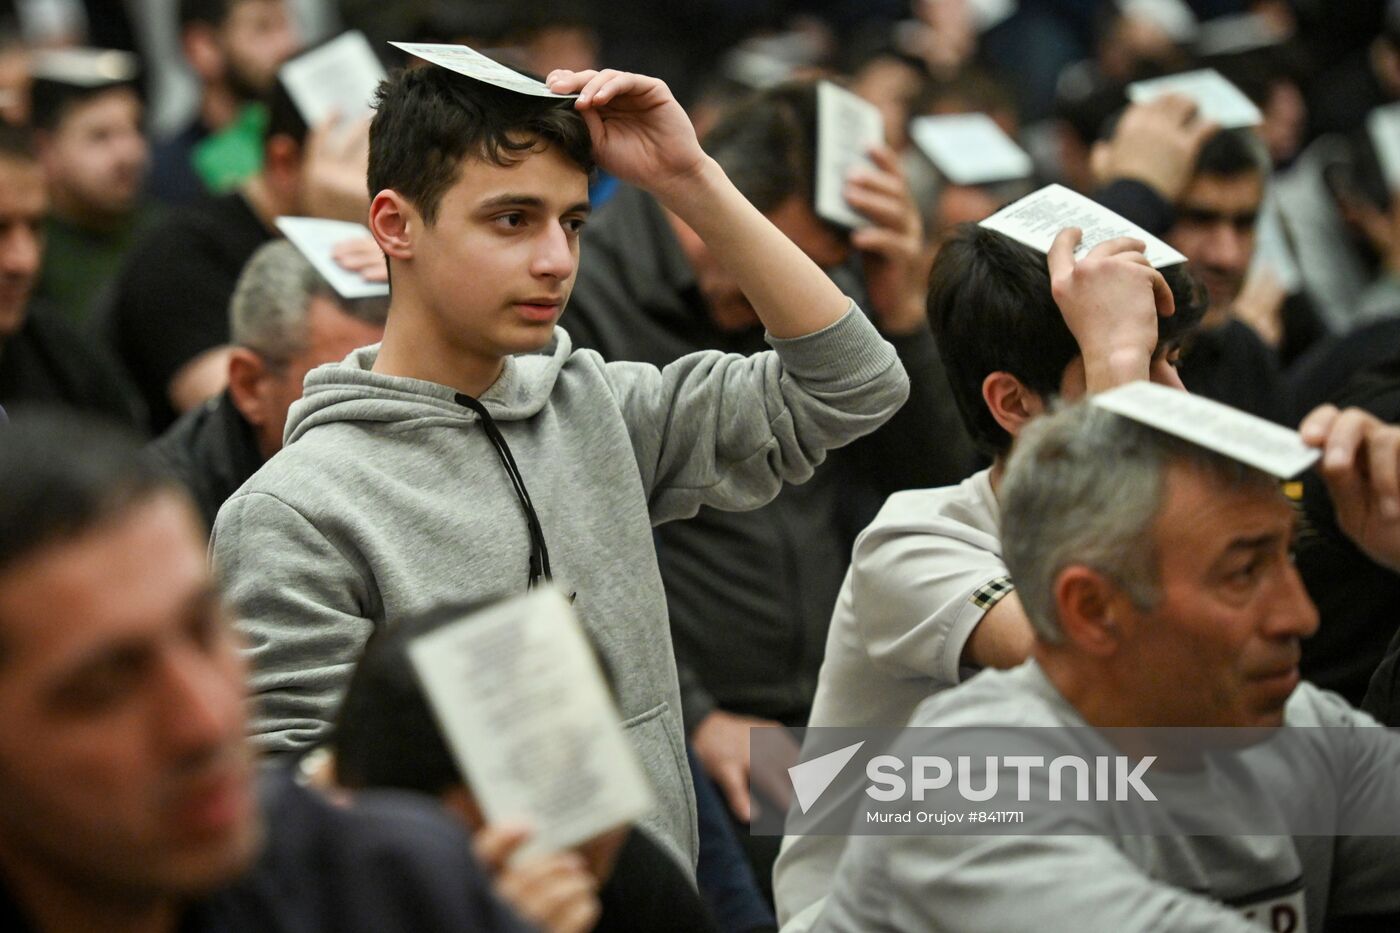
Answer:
[{"left": 454, "top": 393, "right": 553, "bottom": 589}]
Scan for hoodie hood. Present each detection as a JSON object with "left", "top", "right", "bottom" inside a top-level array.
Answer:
[{"left": 284, "top": 328, "right": 574, "bottom": 446}]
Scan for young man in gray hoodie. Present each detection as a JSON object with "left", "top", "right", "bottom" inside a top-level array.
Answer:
[{"left": 210, "top": 63, "right": 911, "bottom": 871}]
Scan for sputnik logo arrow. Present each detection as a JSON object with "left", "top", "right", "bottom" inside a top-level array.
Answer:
[{"left": 788, "top": 741, "right": 865, "bottom": 814}]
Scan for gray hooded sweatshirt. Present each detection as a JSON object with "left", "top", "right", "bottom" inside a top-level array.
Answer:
[{"left": 211, "top": 305, "right": 908, "bottom": 869}]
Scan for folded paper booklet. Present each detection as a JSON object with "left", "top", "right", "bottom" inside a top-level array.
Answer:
[
  {"left": 275, "top": 217, "right": 388, "bottom": 300},
  {"left": 910, "top": 112, "right": 1033, "bottom": 186},
  {"left": 279, "top": 31, "right": 385, "bottom": 127},
  {"left": 979, "top": 183, "right": 1186, "bottom": 268},
  {"left": 1127, "top": 68, "right": 1262, "bottom": 129},
  {"left": 389, "top": 41, "right": 576, "bottom": 98},
  {"left": 1091, "top": 382, "right": 1320, "bottom": 479},
  {"left": 814, "top": 81, "right": 885, "bottom": 229},
  {"left": 408, "top": 587, "right": 654, "bottom": 858}
]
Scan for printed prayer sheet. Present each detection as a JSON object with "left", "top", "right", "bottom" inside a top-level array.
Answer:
[
  {"left": 1127, "top": 68, "right": 1263, "bottom": 129},
  {"left": 279, "top": 31, "right": 385, "bottom": 126},
  {"left": 910, "top": 113, "right": 1033, "bottom": 186},
  {"left": 408, "top": 587, "right": 654, "bottom": 859},
  {"left": 275, "top": 217, "right": 388, "bottom": 300},
  {"left": 389, "top": 42, "right": 577, "bottom": 98},
  {"left": 979, "top": 183, "right": 1187, "bottom": 268},
  {"left": 1092, "top": 382, "right": 1320, "bottom": 479},
  {"left": 814, "top": 81, "right": 885, "bottom": 229}
]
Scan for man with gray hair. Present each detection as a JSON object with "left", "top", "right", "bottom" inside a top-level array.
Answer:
[
  {"left": 149, "top": 240, "right": 386, "bottom": 529},
  {"left": 814, "top": 398, "right": 1400, "bottom": 932}
]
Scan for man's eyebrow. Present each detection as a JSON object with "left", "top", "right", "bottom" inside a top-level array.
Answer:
[
  {"left": 1220, "top": 531, "right": 1286, "bottom": 556},
  {"left": 476, "top": 195, "right": 592, "bottom": 216},
  {"left": 46, "top": 584, "right": 222, "bottom": 691}
]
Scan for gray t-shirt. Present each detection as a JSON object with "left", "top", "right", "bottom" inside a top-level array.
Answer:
[
  {"left": 775, "top": 468, "right": 1009, "bottom": 928},
  {"left": 814, "top": 662, "right": 1400, "bottom": 933}
]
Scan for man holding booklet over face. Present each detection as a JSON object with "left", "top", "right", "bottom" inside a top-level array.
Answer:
[{"left": 212, "top": 46, "right": 910, "bottom": 872}]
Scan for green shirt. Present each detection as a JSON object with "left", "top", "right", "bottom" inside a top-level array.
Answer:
[{"left": 34, "top": 203, "right": 162, "bottom": 329}]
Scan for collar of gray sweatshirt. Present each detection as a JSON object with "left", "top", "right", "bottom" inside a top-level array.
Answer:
[{"left": 211, "top": 307, "right": 910, "bottom": 870}]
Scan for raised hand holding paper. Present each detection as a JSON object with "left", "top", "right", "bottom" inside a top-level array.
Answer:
[
  {"left": 279, "top": 31, "right": 384, "bottom": 126},
  {"left": 408, "top": 588, "right": 654, "bottom": 859},
  {"left": 979, "top": 184, "right": 1186, "bottom": 268},
  {"left": 910, "top": 113, "right": 1032, "bottom": 186},
  {"left": 1091, "top": 382, "right": 1320, "bottom": 478},
  {"left": 1127, "top": 68, "right": 1262, "bottom": 129},
  {"left": 390, "top": 42, "right": 576, "bottom": 98},
  {"left": 815, "top": 81, "right": 885, "bottom": 229},
  {"left": 275, "top": 217, "right": 388, "bottom": 299}
]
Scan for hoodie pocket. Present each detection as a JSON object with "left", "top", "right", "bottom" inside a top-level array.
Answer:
[{"left": 621, "top": 700, "right": 697, "bottom": 869}]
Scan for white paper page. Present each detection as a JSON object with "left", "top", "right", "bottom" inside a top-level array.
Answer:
[
  {"left": 1128, "top": 68, "right": 1262, "bottom": 129},
  {"left": 1368, "top": 103, "right": 1400, "bottom": 194},
  {"left": 275, "top": 217, "right": 388, "bottom": 300},
  {"left": 967, "top": 0, "right": 1018, "bottom": 32},
  {"left": 979, "top": 183, "right": 1186, "bottom": 268},
  {"left": 1091, "top": 382, "right": 1319, "bottom": 478},
  {"left": 279, "top": 31, "right": 384, "bottom": 126},
  {"left": 910, "top": 113, "right": 1033, "bottom": 185},
  {"left": 814, "top": 81, "right": 885, "bottom": 229},
  {"left": 1119, "top": 0, "right": 1199, "bottom": 44},
  {"left": 389, "top": 42, "right": 576, "bottom": 98},
  {"left": 408, "top": 587, "right": 654, "bottom": 858}
]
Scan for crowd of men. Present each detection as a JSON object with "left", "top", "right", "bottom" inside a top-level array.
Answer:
[{"left": 4, "top": 0, "right": 1400, "bottom": 931}]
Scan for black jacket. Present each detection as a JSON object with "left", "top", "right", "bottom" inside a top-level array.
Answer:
[{"left": 147, "top": 390, "right": 265, "bottom": 532}]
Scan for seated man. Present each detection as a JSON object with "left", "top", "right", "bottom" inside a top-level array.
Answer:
[
  {"left": 814, "top": 398, "right": 1400, "bottom": 932},
  {"left": 0, "top": 124, "right": 141, "bottom": 428},
  {"left": 773, "top": 222, "right": 1203, "bottom": 929},
  {"left": 331, "top": 597, "right": 719, "bottom": 933},
  {"left": 106, "top": 64, "right": 369, "bottom": 432},
  {"left": 29, "top": 48, "right": 158, "bottom": 330},
  {"left": 148, "top": 240, "right": 387, "bottom": 530},
  {"left": 0, "top": 410, "right": 573, "bottom": 932},
  {"left": 211, "top": 61, "right": 910, "bottom": 873}
]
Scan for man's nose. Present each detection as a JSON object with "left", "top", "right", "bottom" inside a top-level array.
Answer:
[{"left": 530, "top": 223, "right": 576, "bottom": 280}]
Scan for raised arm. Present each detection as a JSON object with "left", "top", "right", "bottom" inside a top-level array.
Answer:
[{"left": 546, "top": 69, "right": 850, "bottom": 338}]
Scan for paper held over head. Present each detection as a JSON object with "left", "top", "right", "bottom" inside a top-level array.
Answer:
[
  {"left": 1127, "top": 68, "right": 1262, "bottom": 129},
  {"left": 408, "top": 587, "right": 654, "bottom": 858},
  {"left": 274, "top": 217, "right": 388, "bottom": 300},
  {"left": 1369, "top": 103, "right": 1400, "bottom": 194},
  {"left": 389, "top": 41, "right": 577, "bottom": 98},
  {"left": 979, "top": 183, "right": 1187, "bottom": 268},
  {"left": 279, "top": 31, "right": 385, "bottom": 127},
  {"left": 814, "top": 81, "right": 885, "bottom": 229},
  {"left": 910, "top": 113, "right": 1032, "bottom": 186},
  {"left": 1091, "top": 382, "right": 1320, "bottom": 479}
]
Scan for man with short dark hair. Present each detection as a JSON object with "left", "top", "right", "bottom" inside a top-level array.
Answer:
[
  {"left": 148, "top": 240, "right": 387, "bottom": 529},
  {"left": 29, "top": 49, "right": 158, "bottom": 329},
  {"left": 1167, "top": 128, "right": 1289, "bottom": 422},
  {"left": 213, "top": 60, "right": 911, "bottom": 871},
  {"left": 0, "top": 124, "right": 141, "bottom": 427},
  {"left": 148, "top": 0, "right": 301, "bottom": 204},
  {"left": 813, "top": 398, "right": 1400, "bottom": 932},
  {"left": 107, "top": 61, "right": 370, "bottom": 432},
  {"left": 0, "top": 410, "right": 535, "bottom": 933}
]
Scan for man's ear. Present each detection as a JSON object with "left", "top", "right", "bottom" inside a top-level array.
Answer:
[
  {"left": 983, "top": 372, "right": 1047, "bottom": 439},
  {"left": 263, "top": 134, "right": 301, "bottom": 194},
  {"left": 226, "top": 348, "right": 270, "bottom": 427},
  {"left": 1053, "top": 565, "right": 1127, "bottom": 658},
  {"left": 182, "top": 24, "right": 224, "bottom": 84},
  {"left": 368, "top": 190, "right": 415, "bottom": 261}
]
